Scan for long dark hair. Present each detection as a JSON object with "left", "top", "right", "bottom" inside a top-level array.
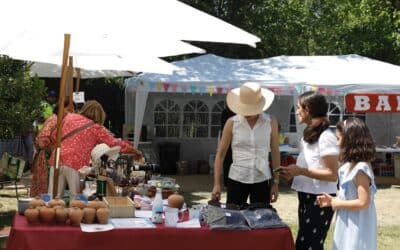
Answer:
[
  {"left": 299, "top": 91, "right": 330, "bottom": 144},
  {"left": 336, "top": 117, "right": 375, "bottom": 163}
]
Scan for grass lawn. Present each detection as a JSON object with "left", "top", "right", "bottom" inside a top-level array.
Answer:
[{"left": 175, "top": 175, "right": 400, "bottom": 250}]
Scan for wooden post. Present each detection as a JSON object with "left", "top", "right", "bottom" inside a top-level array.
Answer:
[
  {"left": 67, "top": 56, "right": 74, "bottom": 111},
  {"left": 53, "top": 33, "right": 71, "bottom": 198},
  {"left": 75, "top": 68, "right": 81, "bottom": 92}
]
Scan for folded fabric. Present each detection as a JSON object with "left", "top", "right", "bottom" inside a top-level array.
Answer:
[
  {"left": 241, "top": 208, "right": 288, "bottom": 229},
  {"left": 205, "top": 206, "right": 250, "bottom": 230}
]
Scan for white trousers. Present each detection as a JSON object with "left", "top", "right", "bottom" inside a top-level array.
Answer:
[{"left": 48, "top": 166, "right": 80, "bottom": 199}]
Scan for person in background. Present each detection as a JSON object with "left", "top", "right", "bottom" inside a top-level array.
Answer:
[
  {"left": 317, "top": 118, "right": 377, "bottom": 250},
  {"left": 37, "top": 99, "right": 144, "bottom": 199},
  {"left": 212, "top": 82, "right": 280, "bottom": 206},
  {"left": 220, "top": 105, "right": 235, "bottom": 187},
  {"left": 32, "top": 100, "right": 74, "bottom": 197},
  {"left": 281, "top": 91, "right": 339, "bottom": 250},
  {"left": 36, "top": 90, "right": 57, "bottom": 132}
]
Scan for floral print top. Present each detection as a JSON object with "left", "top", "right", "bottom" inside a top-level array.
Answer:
[{"left": 36, "top": 113, "right": 132, "bottom": 170}]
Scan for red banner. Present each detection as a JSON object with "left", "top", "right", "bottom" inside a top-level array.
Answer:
[{"left": 345, "top": 93, "right": 400, "bottom": 112}]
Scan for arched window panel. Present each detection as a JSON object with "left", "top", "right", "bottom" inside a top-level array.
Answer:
[
  {"left": 328, "top": 102, "right": 341, "bottom": 127},
  {"left": 153, "top": 99, "right": 180, "bottom": 138},
  {"left": 183, "top": 100, "right": 209, "bottom": 138},
  {"left": 211, "top": 101, "right": 225, "bottom": 138},
  {"left": 289, "top": 106, "right": 297, "bottom": 132}
]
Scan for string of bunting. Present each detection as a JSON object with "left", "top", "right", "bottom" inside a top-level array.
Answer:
[{"left": 147, "top": 82, "right": 341, "bottom": 96}]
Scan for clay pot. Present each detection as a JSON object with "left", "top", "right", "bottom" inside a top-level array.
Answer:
[
  {"left": 167, "top": 194, "right": 184, "bottom": 209},
  {"left": 69, "top": 207, "right": 84, "bottom": 226},
  {"left": 70, "top": 200, "right": 86, "bottom": 209},
  {"left": 87, "top": 200, "right": 107, "bottom": 210},
  {"left": 24, "top": 208, "right": 40, "bottom": 225},
  {"left": 82, "top": 207, "right": 96, "bottom": 224},
  {"left": 55, "top": 208, "right": 69, "bottom": 224},
  {"left": 96, "top": 208, "right": 110, "bottom": 224},
  {"left": 28, "top": 197, "right": 46, "bottom": 209},
  {"left": 39, "top": 207, "right": 56, "bottom": 224},
  {"left": 48, "top": 198, "right": 66, "bottom": 208}
]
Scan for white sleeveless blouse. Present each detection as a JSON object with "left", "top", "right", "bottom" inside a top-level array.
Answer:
[{"left": 228, "top": 114, "right": 272, "bottom": 184}]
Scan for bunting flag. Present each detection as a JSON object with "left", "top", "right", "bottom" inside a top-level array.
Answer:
[
  {"left": 327, "top": 88, "right": 333, "bottom": 96},
  {"left": 216, "top": 87, "right": 224, "bottom": 96},
  {"left": 198, "top": 86, "right": 206, "bottom": 94},
  {"left": 319, "top": 87, "right": 326, "bottom": 95},
  {"left": 207, "top": 86, "right": 215, "bottom": 96},
  {"left": 180, "top": 84, "right": 188, "bottom": 93},
  {"left": 148, "top": 82, "right": 156, "bottom": 91},
  {"left": 190, "top": 85, "right": 197, "bottom": 94},
  {"left": 295, "top": 85, "right": 302, "bottom": 94},
  {"left": 163, "top": 83, "right": 170, "bottom": 92},
  {"left": 171, "top": 84, "right": 178, "bottom": 92},
  {"left": 311, "top": 85, "right": 318, "bottom": 91},
  {"left": 156, "top": 82, "right": 163, "bottom": 91}
]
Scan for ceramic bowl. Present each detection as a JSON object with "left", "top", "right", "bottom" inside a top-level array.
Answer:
[{"left": 18, "top": 198, "right": 34, "bottom": 215}]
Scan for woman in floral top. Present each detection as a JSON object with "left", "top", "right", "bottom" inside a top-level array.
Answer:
[{"left": 36, "top": 100, "right": 143, "bottom": 198}]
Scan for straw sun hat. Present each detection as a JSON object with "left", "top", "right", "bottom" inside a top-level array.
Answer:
[
  {"left": 91, "top": 143, "right": 121, "bottom": 167},
  {"left": 226, "top": 82, "right": 275, "bottom": 116}
]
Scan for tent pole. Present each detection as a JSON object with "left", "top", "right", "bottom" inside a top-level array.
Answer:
[{"left": 52, "top": 33, "right": 71, "bottom": 198}]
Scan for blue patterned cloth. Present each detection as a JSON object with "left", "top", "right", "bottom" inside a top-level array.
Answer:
[{"left": 333, "top": 162, "right": 377, "bottom": 250}]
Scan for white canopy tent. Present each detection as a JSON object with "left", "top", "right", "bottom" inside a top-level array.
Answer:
[
  {"left": 125, "top": 54, "right": 400, "bottom": 147},
  {"left": 30, "top": 62, "right": 135, "bottom": 79}
]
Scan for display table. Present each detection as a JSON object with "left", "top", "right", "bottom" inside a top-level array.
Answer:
[{"left": 7, "top": 214, "right": 295, "bottom": 250}]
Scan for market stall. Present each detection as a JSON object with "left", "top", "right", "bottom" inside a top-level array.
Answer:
[{"left": 7, "top": 214, "right": 294, "bottom": 250}]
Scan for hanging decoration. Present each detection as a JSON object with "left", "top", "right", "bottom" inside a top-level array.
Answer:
[
  {"left": 207, "top": 86, "right": 215, "bottom": 96},
  {"left": 216, "top": 87, "right": 224, "bottom": 96},
  {"left": 190, "top": 85, "right": 197, "bottom": 94},
  {"left": 163, "top": 83, "right": 170, "bottom": 92},
  {"left": 171, "top": 84, "right": 178, "bottom": 92},
  {"left": 156, "top": 82, "right": 163, "bottom": 91}
]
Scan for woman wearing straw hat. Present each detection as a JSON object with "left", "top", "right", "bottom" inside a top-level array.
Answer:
[{"left": 211, "top": 82, "right": 281, "bottom": 206}]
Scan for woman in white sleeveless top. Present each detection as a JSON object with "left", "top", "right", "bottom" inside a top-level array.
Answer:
[
  {"left": 211, "top": 82, "right": 281, "bottom": 206},
  {"left": 281, "top": 91, "right": 339, "bottom": 250}
]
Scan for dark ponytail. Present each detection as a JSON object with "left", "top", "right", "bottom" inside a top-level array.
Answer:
[{"left": 299, "top": 91, "right": 330, "bottom": 144}]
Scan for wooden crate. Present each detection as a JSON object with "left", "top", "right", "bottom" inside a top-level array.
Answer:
[{"left": 103, "top": 196, "right": 135, "bottom": 218}]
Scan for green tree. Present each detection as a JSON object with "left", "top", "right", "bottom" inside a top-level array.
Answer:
[
  {"left": 0, "top": 56, "right": 46, "bottom": 139},
  {"left": 181, "top": 0, "right": 400, "bottom": 64}
]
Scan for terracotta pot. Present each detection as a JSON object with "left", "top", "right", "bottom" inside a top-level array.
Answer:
[
  {"left": 69, "top": 207, "right": 84, "bottom": 226},
  {"left": 48, "top": 198, "right": 66, "bottom": 208},
  {"left": 55, "top": 208, "right": 69, "bottom": 224},
  {"left": 96, "top": 208, "right": 110, "bottom": 224},
  {"left": 82, "top": 207, "right": 96, "bottom": 224},
  {"left": 24, "top": 208, "right": 40, "bottom": 225},
  {"left": 39, "top": 207, "right": 56, "bottom": 224},
  {"left": 70, "top": 200, "right": 86, "bottom": 209},
  {"left": 167, "top": 194, "right": 184, "bottom": 209},
  {"left": 28, "top": 197, "right": 46, "bottom": 209}
]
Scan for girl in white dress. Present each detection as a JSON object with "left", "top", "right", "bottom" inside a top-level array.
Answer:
[{"left": 317, "top": 117, "right": 377, "bottom": 250}]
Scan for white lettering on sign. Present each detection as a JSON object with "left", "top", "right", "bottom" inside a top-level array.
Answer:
[
  {"left": 376, "top": 96, "right": 391, "bottom": 111},
  {"left": 354, "top": 96, "right": 370, "bottom": 111}
]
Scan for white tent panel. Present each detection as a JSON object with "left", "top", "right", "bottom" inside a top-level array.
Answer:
[{"left": 125, "top": 54, "right": 400, "bottom": 146}]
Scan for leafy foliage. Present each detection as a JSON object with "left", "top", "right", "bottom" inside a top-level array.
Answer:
[
  {"left": 0, "top": 56, "right": 46, "bottom": 139},
  {"left": 181, "top": 0, "right": 400, "bottom": 64}
]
